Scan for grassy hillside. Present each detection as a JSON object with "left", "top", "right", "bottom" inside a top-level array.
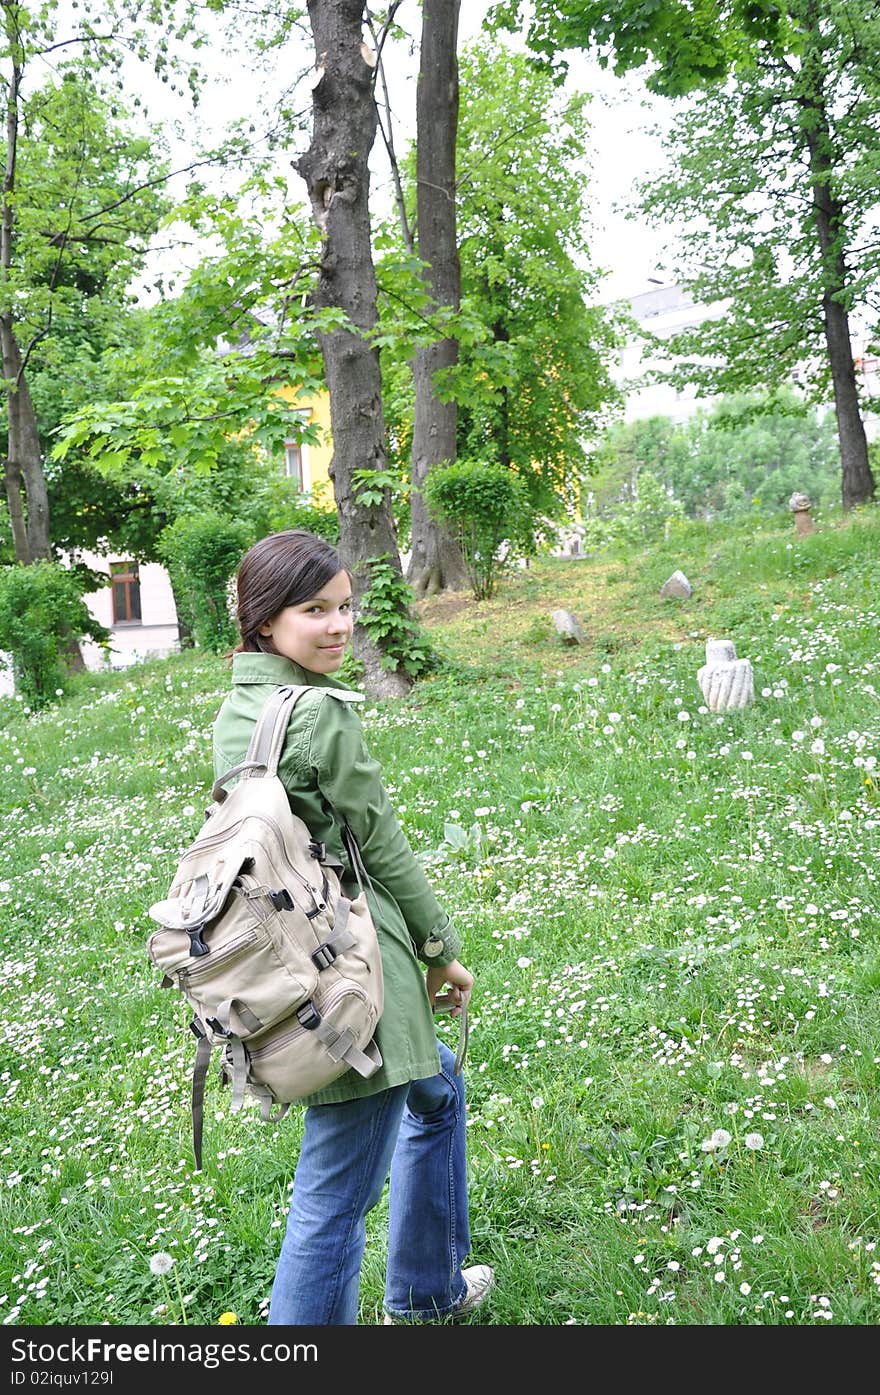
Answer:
[{"left": 1, "top": 504, "right": 879, "bottom": 1326}]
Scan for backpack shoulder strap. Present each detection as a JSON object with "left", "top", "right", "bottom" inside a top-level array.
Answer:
[
  {"left": 212, "top": 684, "right": 364, "bottom": 804},
  {"left": 250, "top": 684, "right": 364, "bottom": 777}
]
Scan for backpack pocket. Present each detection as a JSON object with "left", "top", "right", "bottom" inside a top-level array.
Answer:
[
  {"left": 148, "top": 918, "right": 319, "bottom": 1040},
  {"left": 236, "top": 981, "right": 381, "bottom": 1102}
]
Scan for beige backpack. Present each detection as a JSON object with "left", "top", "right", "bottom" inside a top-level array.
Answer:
[{"left": 147, "top": 684, "right": 384, "bottom": 1169}]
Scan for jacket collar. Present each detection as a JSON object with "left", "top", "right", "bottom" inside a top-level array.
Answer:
[{"left": 230, "top": 651, "right": 351, "bottom": 692}]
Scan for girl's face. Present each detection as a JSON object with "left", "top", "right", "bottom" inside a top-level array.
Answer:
[{"left": 258, "top": 569, "right": 354, "bottom": 674}]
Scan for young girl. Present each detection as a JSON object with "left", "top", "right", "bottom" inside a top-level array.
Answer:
[{"left": 213, "top": 529, "right": 494, "bottom": 1326}]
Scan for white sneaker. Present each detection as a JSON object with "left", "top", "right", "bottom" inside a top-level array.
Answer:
[{"left": 383, "top": 1265, "right": 496, "bottom": 1324}]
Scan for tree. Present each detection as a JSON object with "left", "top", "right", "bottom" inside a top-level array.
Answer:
[
  {"left": 591, "top": 391, "right": 841, "bottom": 519},
  {"left": 452, "top": 42, "right": 620, "bottom": 516},
  {"left": 406, "top": 0, "right": 467, "bottom": 597},
  {"left": 0, "top": 3, "right": 191, "bottom": 571},
  {"left": 376, "top": 39, "right": 621, "bottom": 539},
  {"left": 493, "top": 0, "right": 877, "bottom": 510},
  {"left": 296, "top": 0, "right": 427, "bottom": 698},
  {"left": 490, "top": 0, "right": 790, "bottom": 97},
  {"left": 634, "top": 0, "right": 877, "bottom": 508}
]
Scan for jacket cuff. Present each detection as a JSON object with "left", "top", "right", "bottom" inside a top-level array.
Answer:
[{"left": 416, "top": 912, "right": 462, "bottom": 969}]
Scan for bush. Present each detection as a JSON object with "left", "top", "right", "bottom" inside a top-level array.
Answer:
[
  {"left": 274, "top": 494, "right": 340, "bottom": 544},
  {"left": 0, "top": 560, "right": 109, "bottom": 708},
  {"left": 580, "top": 470, "right": 685, "bottom": 554},
  {"left": 157, "top": 513, "right": 252, "bottom": 653},
  {"left": 422, "top": 459, "right": 533, "bottom": 599},
  {"left": 357, "top": 555, "right": 436, "bottom": 677}
]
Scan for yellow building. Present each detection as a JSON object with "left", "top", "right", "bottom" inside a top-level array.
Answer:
[{"left": 276, "top": 386, "right": 333, "bottom": 499}]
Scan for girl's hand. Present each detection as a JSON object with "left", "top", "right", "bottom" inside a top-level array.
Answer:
[{"left": 426, "top": 958, "right": 473, "bottom": 1017}]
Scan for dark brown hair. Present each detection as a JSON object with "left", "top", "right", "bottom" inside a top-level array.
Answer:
[{"left": 233, "top": 530, "right": 349, "bottom": 654}]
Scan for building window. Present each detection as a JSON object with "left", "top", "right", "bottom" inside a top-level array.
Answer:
[
  {"left": 110, "top": 560, "right": 141, "bottom": 624},
  {"left": 283, "top": 440, "right": 303, "bottom": 490}
]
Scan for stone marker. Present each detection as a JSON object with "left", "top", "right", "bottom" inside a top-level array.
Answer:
[
  {"left": 697, "top": 637, "right": 754, "bottom": 711},
  {"left": 660, "top": 569, "right": 692, "bottom": 599},
  {"left": 789, "top": 491, "right": 814, "bottom": 535},
  {"left": 551, "top": 609, "right": 584, "bottom": 643}
]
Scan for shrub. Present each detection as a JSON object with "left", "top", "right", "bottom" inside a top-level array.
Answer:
[
  {"left": 422, "top": 459, "right": 533, "bottom": 599},
  {"left": 581, "top": 471, "right": 685, "bottom": 553},
  {"left": 0, "top": 560, "right": 109, "bottom": 708},
  {"left": 157, "top": 513, "right": 252, "bottom": 653},
  {"left": 276, "top": 494, "right": 340, "bottom": 544}
]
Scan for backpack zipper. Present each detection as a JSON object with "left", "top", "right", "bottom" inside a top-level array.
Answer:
[
  {"left": 245, "top": 983, "right": 369, "bottom": 1061},
  {"left": 175, "top": 925, "right": 262, "bottom": 987}
]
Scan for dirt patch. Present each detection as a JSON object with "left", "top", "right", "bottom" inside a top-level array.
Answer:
[{"left": 413, "top": 592, "right": 474, "bottom": 626}]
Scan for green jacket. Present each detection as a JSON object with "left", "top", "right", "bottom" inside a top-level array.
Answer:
[{"left": 211, "top": 651, "right": 463, "bottom": 1104}]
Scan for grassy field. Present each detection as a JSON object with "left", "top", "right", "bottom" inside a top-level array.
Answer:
[{"left": 1, "top": 503, "right": 879, "bottom": 1327}]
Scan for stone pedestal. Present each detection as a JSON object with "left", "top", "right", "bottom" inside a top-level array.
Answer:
[
  {"left": 697, "top": 637, "right": 754, "bottom": 712},
  {"left": 789, "top": 491, "right": 814, "bottom": 535}
]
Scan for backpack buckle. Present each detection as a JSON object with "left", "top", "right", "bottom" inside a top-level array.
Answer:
[
  {"left": 311, "top": 940, "right": 337, "bottom": 971},
  {"left": 187, "top": 927, "right": 209, "bottom": 957},
  {"left": 308, "top": 840, "right": 326, "bottom": 861},
  {"left": 269, "top": 888, "right": 295, "bottom": 912},
  {"left": 296, "top": 1001, "right": 322, "bottom": 1031}
]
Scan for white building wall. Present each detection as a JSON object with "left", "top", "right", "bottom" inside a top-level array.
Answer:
[
  {"left": 616, "top": 281, "right": 727, "bottom": 425},
  {"left": 78, "top": 554, "right": 180, "bottom": 672},
  {"left": 0, "top": 552, "right": 181, "bottom": 698}
]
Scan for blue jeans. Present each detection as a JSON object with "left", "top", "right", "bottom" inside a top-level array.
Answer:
[{"left": 267, "top": 1040, "right": 470, "bottom": 1325}]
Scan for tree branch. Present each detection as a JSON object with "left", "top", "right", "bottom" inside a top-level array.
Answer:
[{"left": 367, "top": 5, "right": 414, "bottom": 254}]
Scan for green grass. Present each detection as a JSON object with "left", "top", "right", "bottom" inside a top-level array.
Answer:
[{"left": 2, "top": 503, "right": 879, "bottom": 1326}]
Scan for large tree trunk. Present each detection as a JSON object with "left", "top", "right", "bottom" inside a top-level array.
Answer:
[
  {"left": 296, "top": 0, "right": 412, "bottom": 699},
  {"left": 407, "top": 0, "right": 467, "bottom": 597},
  {"left": 800, "top": 19, "right": 875, "bottom": 510},
  {"left": 1, "top": 26, "right": 85, "bottom": 683},
  {"left": 2, "top": 44, "right": 51, "bottom": 564},
  {"left": 1, "top": 320, "right": 51, "bottom": 561}
]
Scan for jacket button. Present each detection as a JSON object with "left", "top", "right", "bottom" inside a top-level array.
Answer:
[{"left": 422, "top": 937, "right": 444, "bottom": 958}]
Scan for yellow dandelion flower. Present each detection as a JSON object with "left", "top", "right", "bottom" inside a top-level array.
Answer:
[{"left": 218, "top": 1312, "right": 239, "bottom": 1325}]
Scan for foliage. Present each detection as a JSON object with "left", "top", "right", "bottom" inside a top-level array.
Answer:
[
  {"left": 351, "top": 468, "right": 401, "bottom": 512},
  {"left": 631, "top": 3, "right": 880, "bottom": 409},
  {"left": 580, "top": 470, "right": 685, "bottom": 554},
  {"left": 0, "top": 560, "right": 109, "bottom": 707},
  {"left": 157, "top": 513, "right": 252, "bottom": 653},
  {"left": 489, "top": 0, "right": 792, "bottom": 96},
  {"left": 0, "top": 6, "right": 190, "bottom": 562},
  {"left": 591, "top": 393, "right": 841, "bottom": 521},
  {"left": 422, "top": 459, "right": 533, "bottom": 599},
  {"left": 269, "top": 492, "right": 340, "bottom": 544},
  {"left": 356, "top": 557, "right": 436, "bottom": 678},
  {"left": 0, "top": 68, "right": 170, "bottom": 356},
  {"left": 49, "top": 176, "right": 329, "bottom": 559},
  {"left": 376, "top": 39, "right": 623, "bottom": 522}
]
